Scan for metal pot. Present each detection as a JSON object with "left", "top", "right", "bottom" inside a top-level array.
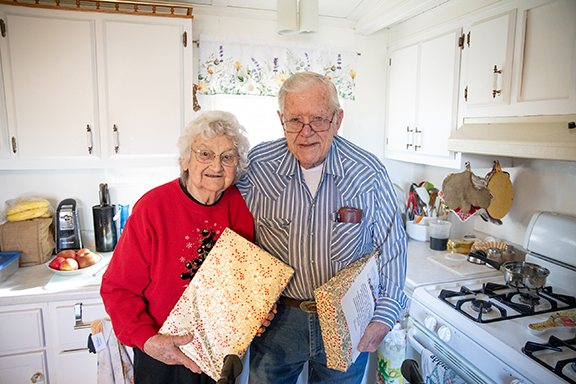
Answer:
[
  {"left": 467, "top": 249, "right": 487, "bottom": 265},
  {"left": 467, "top": 250, "right": 551, "bottom": 291}
]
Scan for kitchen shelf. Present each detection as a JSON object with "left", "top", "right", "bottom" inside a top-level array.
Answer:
[{"left": 0, "top": 0, "right": 193, "bottom": 19}]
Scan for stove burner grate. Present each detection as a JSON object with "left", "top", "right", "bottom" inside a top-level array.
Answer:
[
  {"left": 438, "top": 283, "right": 576, "bottom": 323},
  {"left": 523, "top": 335, "right": 576, "bottom": 384}
]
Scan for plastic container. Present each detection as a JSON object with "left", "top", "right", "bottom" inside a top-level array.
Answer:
[
  {"left": 377, "top": 321, "right": 406, "bottom": 384},
  {"left": 429, "top": 220, "right": 452, "bottom": 251},
  {"left": 0, "top": 252, "right": 21, "bottom": 283}
]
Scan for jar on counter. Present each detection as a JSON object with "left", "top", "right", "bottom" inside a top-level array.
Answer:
[
  {"left": 502, "top": 244, "right": 516, "bottom": 263},
  {"left": 487, "top": 247, "right": 502, "bottom": 268}
]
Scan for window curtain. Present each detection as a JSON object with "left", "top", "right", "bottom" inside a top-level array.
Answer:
[{"left": 197, "top": 35, "right": 357, "bottom": 100}]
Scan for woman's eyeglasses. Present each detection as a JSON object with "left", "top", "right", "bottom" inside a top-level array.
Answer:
[
  {"left": 192, "top": 148, "right": 239, "bottom": 167},
  {"left": 281, "top": 111, "right": 336, "bottom": 133}
]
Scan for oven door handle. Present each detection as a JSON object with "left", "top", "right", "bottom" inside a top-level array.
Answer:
[{"left": 407, "top": 326, "right": 426, "bottom": 355}]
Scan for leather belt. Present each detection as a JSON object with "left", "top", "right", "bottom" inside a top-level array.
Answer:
[{"left": 279, "top": 296, "right": 317, "bottom": 313}]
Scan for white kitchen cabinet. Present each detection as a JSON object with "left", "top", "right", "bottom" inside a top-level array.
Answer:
[
  {"left": 0, "top": 303, "right": 49, "bottom": 383},
  {"left": 459, "top": 0, "right": 576, "bottom": 118},
  {"left": 0, "top": 4, "right": 193, "bottom": 170},
  {"left": 462, "top": 11, "right": 515, "bottom": 108},
  {"left": 385, "top": 28, "right": 462, "bottom": 168}
]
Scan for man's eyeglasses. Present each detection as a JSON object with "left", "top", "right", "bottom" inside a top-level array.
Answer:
[
  {"left": 192, "top": 148, "right": 239, "bottom": 167},
  {"left": 281, "top": 112, "right": 336, "bottom": 133}
]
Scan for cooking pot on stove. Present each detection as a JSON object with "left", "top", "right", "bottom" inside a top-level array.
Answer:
[{"left": 468, "top": 250, "right": 550, "bottom": 291}]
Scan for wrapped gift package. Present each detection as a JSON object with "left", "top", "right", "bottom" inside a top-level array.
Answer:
[
  {"left": 314, "top": 250, "right": 380, "bottom": 372},
  {"left": 159, "top": 228, "right": 294, "bottom": 381}
]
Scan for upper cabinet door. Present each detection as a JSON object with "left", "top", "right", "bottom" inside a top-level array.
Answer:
[
  {"left": 0, "top": 10, "right": 100, "bottom": 165},
  {"left": 103, "top": 19, "right": 191, "bottom": 161},
  {"left": 386, "top": 43, "right": 418, "bottom": 153},
  {"left": 463, "top": 11, "right": 516, "bottom": 108}
]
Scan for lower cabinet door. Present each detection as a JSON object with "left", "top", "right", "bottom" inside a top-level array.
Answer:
[
  {"left": 53, "top": 349, "right": 98, "bottom": 384},
  {"left": 0, "top": 350, "right": 48, "bottom": 384}
]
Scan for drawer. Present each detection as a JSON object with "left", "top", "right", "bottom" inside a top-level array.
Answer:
[
  {"left": 49, "top": 299, "right": 108, "bottom": 352},
  {"left": 0, "top": 350, "right": 48, "bottom": 384},
  {"left": 0, "top": 307, "right": 45, "bottom": 355}
]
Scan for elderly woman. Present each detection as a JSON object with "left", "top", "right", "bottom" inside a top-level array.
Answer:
[{"left": 101, "top": 111, "right": 255, "bottom": 384}]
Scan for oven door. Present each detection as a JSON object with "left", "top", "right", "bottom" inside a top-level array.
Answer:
[{"left": 406, "top": 317, "right": 497, "bottom": 384}]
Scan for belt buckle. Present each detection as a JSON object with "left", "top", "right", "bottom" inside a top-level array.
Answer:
[{"left": 299, "top": 300, "right": 317, "bottom": 313}]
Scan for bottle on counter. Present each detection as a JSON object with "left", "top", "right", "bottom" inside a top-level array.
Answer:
[{"left": 502, "top": 244, "right": 516, "bottom": 263}]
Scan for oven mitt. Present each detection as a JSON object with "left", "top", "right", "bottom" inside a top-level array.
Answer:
[
  {"left": 441, "top": 164, "right": 491, "bottom": 214},
  {"left": 485, "top": 161, "right": 513, "bottom": 220},
  {"left": 528, "top": 312, "right": 576, "bottom": 335}
]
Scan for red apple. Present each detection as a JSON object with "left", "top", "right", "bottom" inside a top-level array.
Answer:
[
  {"left": 49, "top": 256, "right": 66, "bottom": 270},
  {"left": 76, "top": 248, "right": 90, "bottom": 257},
  {"left": 57, "top": 249, "right": 77, "bottom": 259},
  {"left": 59, "top": 258, "right": 79, "bottom": 271},
  {"left": 76, "top": 252, "right": 99, "bottom": 269}
]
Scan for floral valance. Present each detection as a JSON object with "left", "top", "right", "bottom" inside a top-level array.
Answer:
[{"left": 197, "top": 35, "right": 357, "bottom": 100}]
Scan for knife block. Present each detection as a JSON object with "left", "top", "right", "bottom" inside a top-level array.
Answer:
[{"left": 93, "top": 205, "right": 118, "bottom": 252}]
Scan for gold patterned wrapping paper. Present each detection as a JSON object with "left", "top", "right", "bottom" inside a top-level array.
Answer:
[
  {"left": 159, "top": 228, "right": 294, "bottom": 380},
  {"left": 314, "top": 251, "right": 378, "bottom": 372}
]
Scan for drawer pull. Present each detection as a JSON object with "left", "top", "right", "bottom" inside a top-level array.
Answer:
[
  {"left": 30, "top": 372, "right": 44, "bottom": 383},
  {"left": 74, "top": 303, "right": 92, "bottom": 330}
]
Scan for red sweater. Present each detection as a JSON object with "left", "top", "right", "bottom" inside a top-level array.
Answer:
[{"left": 100, "top": 179, "right": 254, "bottom": 350}]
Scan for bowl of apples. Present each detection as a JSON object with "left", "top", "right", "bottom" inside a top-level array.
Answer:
[{"left": 47, "top": 248, "right": 103, "bottom": 275}]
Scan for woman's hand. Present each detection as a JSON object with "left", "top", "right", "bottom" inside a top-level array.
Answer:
[
  {"left": 256, "top": 303, "right": 277, "bottom": 336},
  {"left": 143, "top": 334, "right": 201, "bottom": 373}
]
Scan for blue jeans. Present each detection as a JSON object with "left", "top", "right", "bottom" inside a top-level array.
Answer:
[{"left": 248, "top": 302, "right": 368, "bottom": 384}]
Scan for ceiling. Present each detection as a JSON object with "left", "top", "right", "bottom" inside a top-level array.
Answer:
[{"left": 175, "top": 0, "right": 452, "bottom": 35}]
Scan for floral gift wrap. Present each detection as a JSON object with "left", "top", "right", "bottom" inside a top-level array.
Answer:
[
  {"left": 314, "top": 251, "right": 379, "bottom": 372},
  {"left": 159, "top": 228, "right": 294, "bottom": 381}
]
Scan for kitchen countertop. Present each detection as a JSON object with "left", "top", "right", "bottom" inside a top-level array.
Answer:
[
  {"left": 404, "top": 240, "right": 505, "bottom": 297},
  {"left": 0, "top": 240, "right": 509, "bottom": 306},
  {"left": 0, "top": 251, "right": 113, "bottom": 306}
]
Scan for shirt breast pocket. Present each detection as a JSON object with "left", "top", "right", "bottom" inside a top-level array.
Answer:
[
  {"left": 330, "top": 221, "right": 365, "bottom": 265},
  {"left": 257, "top": 217, "right": 291, "bottom": 262}
]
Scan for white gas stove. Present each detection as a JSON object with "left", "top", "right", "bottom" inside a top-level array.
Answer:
[{"left": 407, "top": 212, "right": 576, "bottom": 384}]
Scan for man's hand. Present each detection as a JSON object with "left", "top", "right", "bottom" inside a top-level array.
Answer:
[
  {"left": 357, "top": 321, "right": 391, "bottom": 353},
  {"left": 143, "top": 334, "right": 201, "bottom": 373},
  {"left": 256, "top": 303, "right": 277, "bottom": 336}
]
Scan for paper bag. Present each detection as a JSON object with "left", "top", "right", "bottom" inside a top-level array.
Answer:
[
  {"left": 314, "top": 251, "right": 379, "bottom": 372},
  {"left": 159, "top": 228, "right": 294, "bottom": 380}
]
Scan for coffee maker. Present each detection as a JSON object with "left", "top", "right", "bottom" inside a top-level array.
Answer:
[{"left": 55, "top": 198, "right": 83, "bottom": 253}]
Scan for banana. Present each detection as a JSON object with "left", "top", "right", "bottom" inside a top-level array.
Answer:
[
  {"left": 6, "top": 206, "right": 50, "bottom": 221},
  {"left": 6, "top": 199, "right": 50, "bottom": 216}
]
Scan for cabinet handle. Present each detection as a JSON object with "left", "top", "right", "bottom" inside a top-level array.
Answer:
[
  {"left": 86, "top": 124, "right": 93, "bottom": 154},
  {"left": 414, "top": 128, "right": 422, "bottom": 151},
  {"left": 11, "top": 136, "right": 16, "bottom": 153},
  {"left": 74, "top": 303, "right": 92, "bottom": 330},
  {"left": 30, "top": 372, "right": 44, "bottom": 383},
  {"left": 406, "top": 126, "right": 413, "bottom": 150},
  {"left": 492, "top": 65, "right": 502, "bottom": 98},
  {"left": 113, "top": 124, "right": 119, "bottom": 154}
]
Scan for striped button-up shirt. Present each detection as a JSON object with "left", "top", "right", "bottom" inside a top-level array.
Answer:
[{"left": 237, "top": 136, "right": 408, "bottom": 328}]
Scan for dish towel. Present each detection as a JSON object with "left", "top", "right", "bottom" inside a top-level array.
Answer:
[
  {"left": 421, "top": 348, "right": 466, "bottom": 384},
  {"left": 91, "top": 319, "right": 134, "bottom": 384}
]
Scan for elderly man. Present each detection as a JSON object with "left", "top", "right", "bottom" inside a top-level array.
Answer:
[{"left": 237, "top": 71, "right": 407, "bottom": 384}]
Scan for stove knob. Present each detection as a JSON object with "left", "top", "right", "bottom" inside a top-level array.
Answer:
[
  {"left": 424, "top": 316, "right": 437, "bottom": 331},
  {"left": 509, "top": 380, "right": 524, "bottom": 384},
  {"left": 437, "top": 325, "right": 451, "bottom": 342}
]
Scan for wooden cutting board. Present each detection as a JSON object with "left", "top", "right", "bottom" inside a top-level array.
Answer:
[
  {"left": 486, "top": 162, "right": 514, "bottom": 219},
  {"left": 427, "top": 253, "right": 503, "bottom": 277}
]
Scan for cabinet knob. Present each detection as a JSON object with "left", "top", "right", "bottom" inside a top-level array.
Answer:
[{"left": 30, "top": 372, "right": 44, "bottom": 383}]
